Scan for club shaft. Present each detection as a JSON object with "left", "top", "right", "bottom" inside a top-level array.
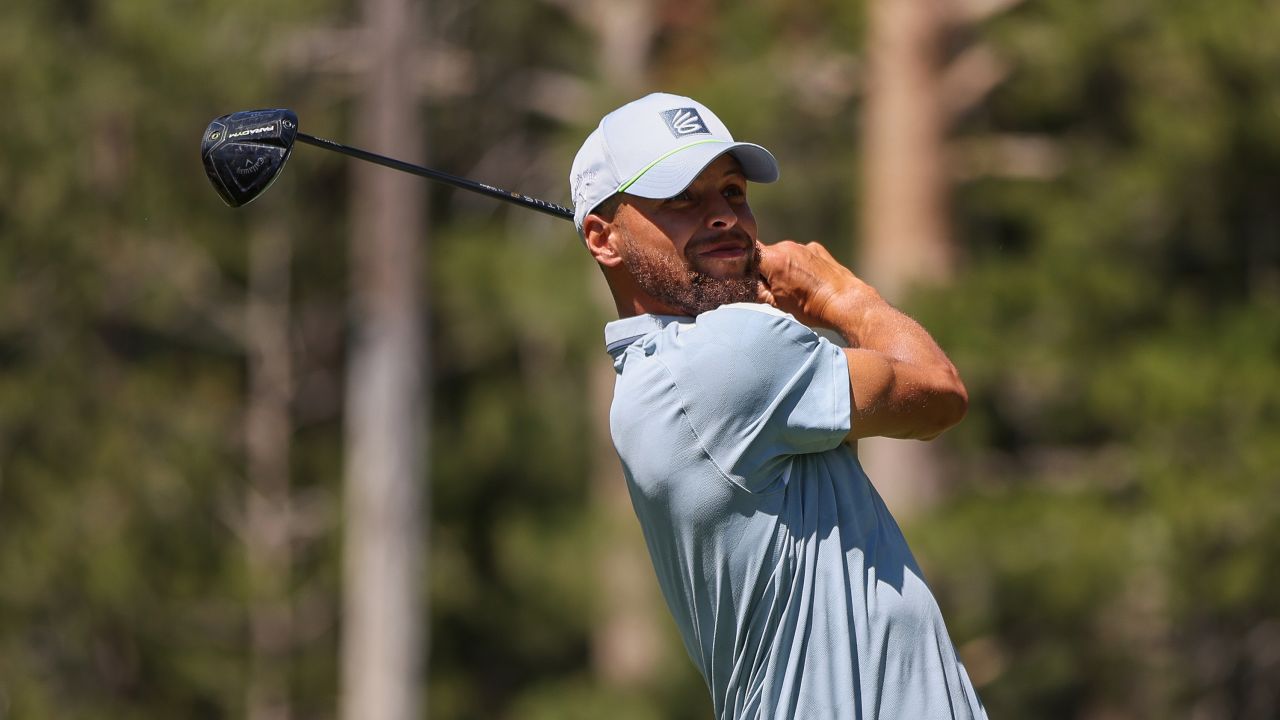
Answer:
[{"left": 295, "top": 132, "right": 574, "bottom": 222}]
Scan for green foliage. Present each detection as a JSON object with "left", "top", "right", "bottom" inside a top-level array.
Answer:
[
  {"left": 0, "top": 0, "right": 341, "bottom": 716},
  {"left": 426, "top": 220, "right": 606, "bottom": 716},
  {"left": 906, "top": 1, "right": 1280, "bottom": 716}
]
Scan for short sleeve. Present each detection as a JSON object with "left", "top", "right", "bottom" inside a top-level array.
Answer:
[{"left": 660, "top": 304, "right": 851, "bottom": 490}]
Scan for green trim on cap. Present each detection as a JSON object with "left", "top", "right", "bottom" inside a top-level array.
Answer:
[{"left": 614, "top": 139, "right": 728, "bottom": 194}]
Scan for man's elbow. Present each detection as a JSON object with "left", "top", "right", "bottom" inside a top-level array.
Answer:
[{"left": 916, "top": 377, "right": 968, "bottom": 441}]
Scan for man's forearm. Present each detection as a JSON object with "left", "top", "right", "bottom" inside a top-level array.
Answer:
[
  {"left": 822, "top": 283, "right": 954, "bottom": 371},
  {"left": 826, "top": 283, "right": 969, "bottom": 439}
]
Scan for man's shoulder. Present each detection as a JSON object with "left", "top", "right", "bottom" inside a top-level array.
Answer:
[
  {"left": 649, "top": 304, "right": 836, "bottom": 395},
  {"left": 698, "top": 302, "right": 797, "bottom": 327},
  {"left": 686, "top": 303, "right": 821, "bottom": 353},
  {"left": 608, "top": 305, "right": 827, "bottom": 381}
]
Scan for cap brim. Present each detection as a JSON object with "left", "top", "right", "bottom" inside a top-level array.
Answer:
[{"left": 622, "top": 141, "right": 779, "bottom": 200}]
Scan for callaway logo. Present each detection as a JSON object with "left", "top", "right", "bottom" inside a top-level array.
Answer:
[
  {"left": 660, "top": 108, "right": 710, "bottom": 138},
  {"left": 236, "top": 157, "right": 269, "bottom": 175},
  {"left": 228, "top": 124, "right": 275, "bottom": 139},
  {"left": 572, "top": 168, "right": 598, "bottom": 208}
]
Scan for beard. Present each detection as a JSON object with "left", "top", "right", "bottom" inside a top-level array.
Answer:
[{"left": 619, "top": 229, "right": 762, "bottom": 317}]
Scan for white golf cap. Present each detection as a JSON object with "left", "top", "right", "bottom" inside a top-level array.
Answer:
[{"left": 569, "top": 92, "right": 780, "bottom": 232}]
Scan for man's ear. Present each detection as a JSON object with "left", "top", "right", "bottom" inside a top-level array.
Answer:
[{"left": 582, "top": 214, "right": 624, "bottom": 268}]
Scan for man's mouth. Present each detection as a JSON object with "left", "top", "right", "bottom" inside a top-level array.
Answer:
[
  {"left": 701, "top": 245, "right": 748, "bottom": 259},
  {"left": 692, "top": 235, "right": 752, "bottom": 260}
]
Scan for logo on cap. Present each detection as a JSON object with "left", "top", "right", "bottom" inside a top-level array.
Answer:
[
  {"left": 572, "top": 168, "right": 597, "bottom": 208},
  {"left": 660, "top": 108, "right": 710, "bottom": 138}
]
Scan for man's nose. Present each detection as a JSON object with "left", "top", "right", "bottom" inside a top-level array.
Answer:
[{"left": 706, "top": 194, "right": 739, "bottom": 230}]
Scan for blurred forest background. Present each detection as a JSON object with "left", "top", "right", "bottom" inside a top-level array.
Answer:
[{"left": 2, "top": 0, "right": 1278, "bottom": 718}]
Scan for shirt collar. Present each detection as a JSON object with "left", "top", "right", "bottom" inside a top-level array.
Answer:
[{"left": 603, "top": 313, "right": 690, "bottom": 357}]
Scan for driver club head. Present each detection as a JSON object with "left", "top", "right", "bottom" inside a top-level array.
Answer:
[{"left": 201, "top": 109, "right": 299, "bottom": 207}]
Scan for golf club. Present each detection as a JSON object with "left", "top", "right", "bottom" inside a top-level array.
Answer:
[{"left": 201, "top": 108, "right": 574, "bottom": 221}]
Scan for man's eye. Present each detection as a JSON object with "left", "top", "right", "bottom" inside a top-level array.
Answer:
[
  {"left": 668, "top": 190, "right": 693, "bottom": 203},
  {"left": 724, "top": 185, "right": 745, "bottom": 198}
]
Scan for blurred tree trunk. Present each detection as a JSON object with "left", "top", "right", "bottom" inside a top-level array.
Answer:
[
  {"left": 861, "top": 0, "right": 954, "bottom": 294},
  {"left": 856, "top": 0, "right": 1018, "bottom": 517},
  {"left": 341, "top": 0, "right": 428, "bottom": 717},
  {"left": 567, "top": 0, "right": 664, "bottom": 687},
  {"left": 246, "top": 213, "right": 294, "bottom": 720},
  {"left": 857, "top": 0, "right": 953, "bottom": 517}
]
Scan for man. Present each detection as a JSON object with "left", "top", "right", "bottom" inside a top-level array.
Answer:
[{"left": 571, "top": 92, "right": 987, "bottom": 719}]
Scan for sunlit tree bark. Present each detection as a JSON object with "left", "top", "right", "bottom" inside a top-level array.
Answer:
[
  {"left": 857, "top": 0, "right": 954, "bottom": 517},
  {"left": 557, "top": 0, "right": 665, "bottom": 687},
  {"left": 341, "top": 0, "right": 428, "bottom": 717}
]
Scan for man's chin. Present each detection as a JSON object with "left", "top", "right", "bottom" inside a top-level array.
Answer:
[
  {"left": 689, "top": 251, "right": 759, "bottom": 282},
  {"left": 684, "top": 273, "right": 760, "bottom": 314},
  {"left": 691, "top": 261, "right": 752, "bottom": 281},
  {"left": 620, "top": 235, "right": 761, "bottom": 315}
]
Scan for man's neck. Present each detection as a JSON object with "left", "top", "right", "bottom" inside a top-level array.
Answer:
[{"left": 611, "top": 290, "right": 690, "bottom": 319}]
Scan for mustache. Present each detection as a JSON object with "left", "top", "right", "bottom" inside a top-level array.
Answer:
[{"left": 684, "top": 228, "right": 755, "bottom": 258}]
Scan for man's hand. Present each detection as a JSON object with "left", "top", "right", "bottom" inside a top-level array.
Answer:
[{"left": 756, "top": 240, "right": 873, "bottom": 332}]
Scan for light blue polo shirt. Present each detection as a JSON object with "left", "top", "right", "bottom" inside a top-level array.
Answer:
[{"left": 604, "top": 303, "right": 987, "bottom": 720}]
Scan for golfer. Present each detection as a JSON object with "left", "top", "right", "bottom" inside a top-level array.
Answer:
[{"left": 570, "top": 93, "right": 988, "bottom": 719}]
